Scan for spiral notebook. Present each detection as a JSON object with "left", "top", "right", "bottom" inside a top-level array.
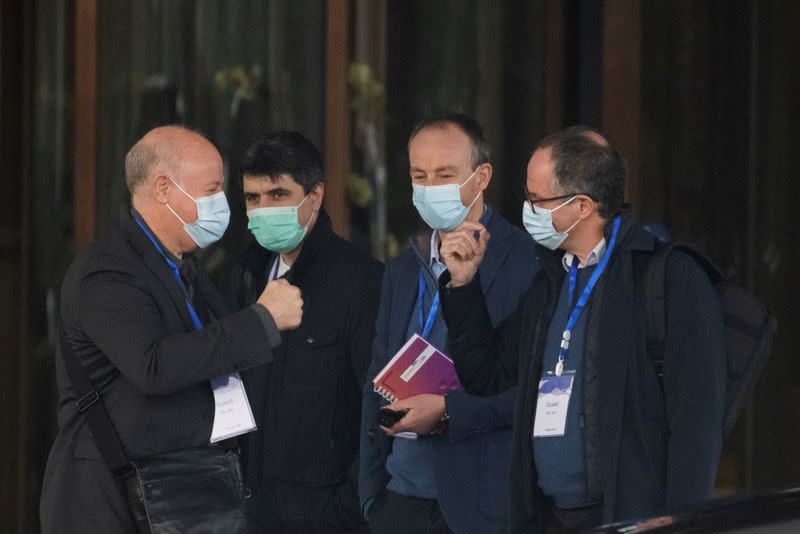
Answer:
[{"left": 372, "top": 334, "right": 462, "bottom": 403}]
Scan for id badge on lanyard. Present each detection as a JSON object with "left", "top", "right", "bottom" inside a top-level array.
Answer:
[
  {"left": 134, "top": 215, "right": 257, "bottom": 443},
  {"left": 532, "top": 372, "right": 575, "bottom": 437},
  {"left": 532, "top": 216, "right": 621, "bottom": 438}
]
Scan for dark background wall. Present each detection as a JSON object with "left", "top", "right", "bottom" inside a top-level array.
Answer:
[{"left": 0, "top": 1, "right": 798, "bottom": 531}]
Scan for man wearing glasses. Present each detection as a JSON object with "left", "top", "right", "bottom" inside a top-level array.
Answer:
[{"left": 438, "top": 126, "right": 726, "bottom": 532}]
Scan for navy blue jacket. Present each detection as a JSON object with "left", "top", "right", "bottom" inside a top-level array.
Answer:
[
  {"left": 359, "top": 207, "right": 538, "bottom": 534},
  {"left": 440, "top": 211, "right": 726, "bottom": 532}
]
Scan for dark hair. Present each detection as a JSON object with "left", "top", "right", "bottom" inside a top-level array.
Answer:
[
  {"left": 409, "top": 112, "right": 491, "bottom": 168},
  {"left": 534, "top": 125, "right": 626, "bottom": 219},
  {"left": 240, "top": 131, "right": 323, "bottom": 193}
]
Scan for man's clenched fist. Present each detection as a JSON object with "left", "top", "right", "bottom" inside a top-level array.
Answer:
[{"left": 257, "top": 279, "right": 303, "bottom": 331}]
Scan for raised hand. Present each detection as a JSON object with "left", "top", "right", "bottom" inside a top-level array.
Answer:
[{"left": 439, "top": 221, "right": 490, "bottom": 287}]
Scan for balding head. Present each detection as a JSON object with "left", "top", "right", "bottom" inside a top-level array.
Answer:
[
  {"left": 125, "top": 125, "right": 219, "bottom": 195},
  {"left": 531, "top": 125, "right": 625, "bottom": 219},
  {"left": 126, "top": 125, "right": 225, "bottom": 257}
]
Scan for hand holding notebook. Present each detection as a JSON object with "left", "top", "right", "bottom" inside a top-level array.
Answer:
[{"left": 372, "top": 334, "right": 462, "bottom": 403}]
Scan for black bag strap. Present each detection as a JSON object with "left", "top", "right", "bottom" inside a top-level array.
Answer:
[
  {"left": 643, "top": 244, "right": 670, "bottom": 374},
  {"left": 58, "top": 323, "right": 132, "bottom": 475},
  {"left": 644, "top": 243, "right": 725, "bottom": 375}
]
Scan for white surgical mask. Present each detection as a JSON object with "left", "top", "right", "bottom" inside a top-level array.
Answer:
[
  {"left": 166, "top": 178, "right": 230, "bottom": 248},
  {"left": 412, "top": 168, "right": 481, "bottom": 231},
  {"left": 522, "top": 196, "right": 581, "bottom": 250}
]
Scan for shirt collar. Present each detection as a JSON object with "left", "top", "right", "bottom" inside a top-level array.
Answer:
[
  {"left": 270, "top": 254, "right": 291, "bottom": 280},
  {"left": 430, "top": 230, "right": 443, "bottom": 267},
  {"left": 562, "top": 237, "right": 607, "bottom": 271}
]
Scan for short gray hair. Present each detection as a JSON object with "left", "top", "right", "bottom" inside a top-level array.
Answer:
[
  {"left": 124, "top": 140, "right": 158, "bottom": 194},
  {"left": 124, "top": 124, "right": 198, "bottom": 193}
]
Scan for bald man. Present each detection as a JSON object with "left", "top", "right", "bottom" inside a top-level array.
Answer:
[{"left": 40, "top": 126, "right": 303, "bottom": 533}]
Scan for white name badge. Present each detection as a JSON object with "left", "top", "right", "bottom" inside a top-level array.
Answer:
[
  {"left": 532, "top": 374, "right": 574, "bottom": 438},
  {"left": 209, "top": 371, "right": 257, "bottom": 443}
]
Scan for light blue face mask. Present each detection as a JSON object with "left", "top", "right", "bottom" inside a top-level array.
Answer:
[
  {"left": 522, "top": 196, "right": 581, "bottom": 250},
  {"left": 246, "top": 195, "right": 311, "bottom": 253},
  {"left": 412, "top": 168, "right": 481, "bottom": 231},
  {"left": 166, "top": 178, "right": 231, "bottom": 248}
]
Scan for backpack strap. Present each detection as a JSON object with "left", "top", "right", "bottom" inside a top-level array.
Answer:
[
  {"left": 643, "top": 244, "right": 672, "bottom": 376},
  {"left": 59, "top": 323, "right": 132, "bottom": 475},
  {"left": 643, "top": 242, "right": 725, "bottom": 377}
]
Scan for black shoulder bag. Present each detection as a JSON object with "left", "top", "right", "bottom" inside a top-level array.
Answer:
[{"left": 59, "top": 325, "right": 247, "bottom": 533}]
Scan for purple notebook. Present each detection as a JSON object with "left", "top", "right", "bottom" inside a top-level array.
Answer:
[{"left": 372, "top": 334, "right": 462, "bottom": 403}]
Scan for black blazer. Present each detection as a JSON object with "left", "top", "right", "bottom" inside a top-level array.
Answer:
[{"left": 40, "top": 209, "right": 276, "bottom": 534}]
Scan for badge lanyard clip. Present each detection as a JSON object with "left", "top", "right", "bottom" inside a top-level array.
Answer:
[{"left": 555, "top": 216, "right": 621, "bottom": 376}]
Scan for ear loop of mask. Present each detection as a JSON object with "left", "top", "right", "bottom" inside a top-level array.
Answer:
[
  {"left": 164, "top": 177, "right": 200, "bottom": 226},
  {"left": 551, "top": 195, "right": 582, "bottom": 234},
  {"left": 296, "top": 194, "right": 314, "bottom": 230},
  {"left": 460, "top": 167, "right": 483, "bottom": 211},
  {"left": 170, "top": 177, "right": 197, "bottom": 202},
  {"left": 166, "top": 203, "right": 189, "bottom": 226},
  {"left": 537, "top": 195, "right": 576, "bottom": 215},
  {"left": 562, "top": 216, "right": 582, "bottom": 234}
]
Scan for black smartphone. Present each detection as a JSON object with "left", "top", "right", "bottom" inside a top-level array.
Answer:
[{"left": 376, "top": 407, "right": 407, "bottom": 428}]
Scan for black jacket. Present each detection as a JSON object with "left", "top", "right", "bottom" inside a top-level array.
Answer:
[
  {"left": 230, "top": 210, "right": 383, "bottom": 529},
  {"left": 40, "top": 209, "right": 276, "bottom": 534},
  {"left": 441, "top": 211, "right": 726, "bottom": 533}
]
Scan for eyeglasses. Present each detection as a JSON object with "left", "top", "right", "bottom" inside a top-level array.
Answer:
[{"left": 524, "top": 190, "right": 584, "bottom": 204}]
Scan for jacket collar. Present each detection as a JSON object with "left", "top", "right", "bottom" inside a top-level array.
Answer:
[
  {"left": 290, "top": 208, "right": 334, "bottom": 275},
  {"left": 604, "top": 205, "right": 655, "bottom": 253},
  {"left": 408, "top": 205, "right": 510, "bottom": 293},
  {"left": 240, "top": 208, "right": 335, "bottom": 284},
  {"left": 120, "top": 208, "right": 197, "bottom": 330},
  {"left": 537, "top": 206, "right": 655, "bottom": 281}
]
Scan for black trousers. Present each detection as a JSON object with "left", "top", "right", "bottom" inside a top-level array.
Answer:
[
  {"left": 367, "top": 490, "right": 454, "bottom": 534},
  {"left": 544, "top": 503, "right": 603, "bottom": 534},
  {"left": 246, "top": 481, "right": 368, "bottom": 534}
]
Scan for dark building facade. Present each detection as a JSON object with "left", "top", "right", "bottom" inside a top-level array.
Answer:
[{"left": 1, "top": 1, "right": 798, "bottom": 531}]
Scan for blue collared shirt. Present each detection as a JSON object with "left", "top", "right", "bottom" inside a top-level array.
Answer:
[{"left": 385, "top": 207, "right": 491, "bottom": 500}]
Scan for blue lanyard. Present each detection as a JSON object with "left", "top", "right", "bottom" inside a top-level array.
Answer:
[
  {"left": 555, "top": 216, "right": 621, "bottom": 376},
  {"left": 133, "top": 216, "right": 203, "bottom": 330},
  {"left": 417, "top": 270, "right": 440, "bottom": 340},
  {"left": 271, "top": 257, "right": 282, "bottom": 280}
]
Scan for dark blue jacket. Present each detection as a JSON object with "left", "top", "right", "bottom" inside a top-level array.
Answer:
[
  {"left": 440, "top": 211, "right": 726, "bottom": 533},
  {"left": 359, "top": 207, "right": 538, "bottom": 534}
]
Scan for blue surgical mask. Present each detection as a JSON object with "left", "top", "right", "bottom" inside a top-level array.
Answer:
[
  {"left": 522, "top": 196, "right": 581, "bottom": 250},
  {"left": 247, "top": 195, "right": 311, "bottom": 253},
  {"left": 166, "top": 178, "right": 230, "bottom": 248},
  {"left": 412, "top": 168, "right": 481, "bottom": 231}
]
